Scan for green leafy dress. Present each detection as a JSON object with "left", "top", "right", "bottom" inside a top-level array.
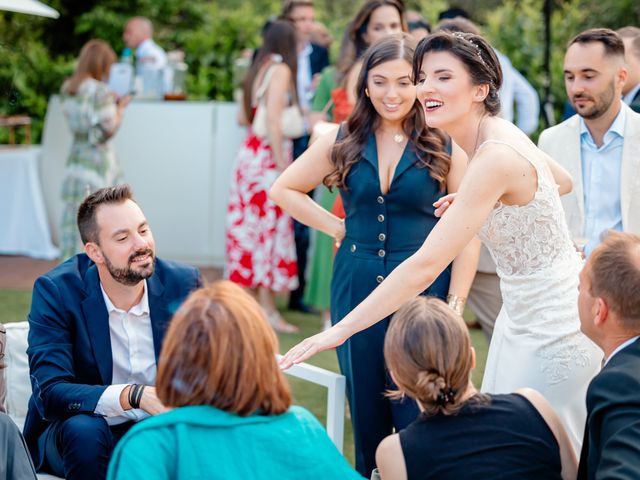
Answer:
[{"left": 59, "top": 79, "right": 123, "bottom": 259}]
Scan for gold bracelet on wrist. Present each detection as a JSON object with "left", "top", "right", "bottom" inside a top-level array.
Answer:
[{"left": 446, "top": 294, "right": 466, "bottom": 317}]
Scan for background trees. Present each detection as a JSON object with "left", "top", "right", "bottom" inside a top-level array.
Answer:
[{"left": 1, "top": 0, "right": 639, "bottom": 142}]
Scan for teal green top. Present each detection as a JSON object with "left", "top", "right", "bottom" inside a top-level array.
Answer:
[{"left": 107, "top": 405, "right": 363, "bottom": 480}]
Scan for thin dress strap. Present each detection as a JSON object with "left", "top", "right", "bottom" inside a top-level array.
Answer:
[{"left": 475, "top": 139, "right": 552, "bottom": 190}]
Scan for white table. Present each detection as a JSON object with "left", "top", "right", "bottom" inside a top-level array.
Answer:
[
  {"left": 40, "top": 97, "right": 246, "bottom": 267},
  {"left": 0, "top": 146, "right": 59, "bottom": 259}
]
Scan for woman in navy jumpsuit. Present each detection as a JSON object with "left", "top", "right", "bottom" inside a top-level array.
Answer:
[{"left": 330, "top": 131, "right": 452, "bottom": 474}]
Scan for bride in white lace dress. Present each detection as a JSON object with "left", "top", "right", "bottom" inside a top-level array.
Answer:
[{"left": 279, "top": 32, "right": 601, "bottom": 453}]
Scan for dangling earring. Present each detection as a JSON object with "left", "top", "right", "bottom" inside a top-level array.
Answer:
[{"left": 365, "top": 88, "right": 370, "bottom": 98}]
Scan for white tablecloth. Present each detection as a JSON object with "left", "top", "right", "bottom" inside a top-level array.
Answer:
[
  {"left": 40, "top": 97, "right": 245, "bottom": 266},
  {"left": 0, "top": 146, "right": 59, "bottom": 259}
]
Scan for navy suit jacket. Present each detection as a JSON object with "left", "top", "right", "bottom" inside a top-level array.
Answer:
[
  {"left": 309, "top": 43, "right": 329, "bottom": 76},
  {"left": 23, "top": 254, "right": 201, "bottom": 467},
  {"left": 578, "top": 337, "right": 640, "bottom": 479}
]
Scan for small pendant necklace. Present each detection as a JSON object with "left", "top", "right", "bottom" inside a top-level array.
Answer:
[{"left": 393, "top": 133, "right": 405, "bottom": 144}]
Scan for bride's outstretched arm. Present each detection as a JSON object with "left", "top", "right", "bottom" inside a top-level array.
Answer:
[
  {"left": 280, "top": 150, "right": 512, "bottom": 368},
  {"left": 269, "top": 127, "right": 344, "bottom": 242}
]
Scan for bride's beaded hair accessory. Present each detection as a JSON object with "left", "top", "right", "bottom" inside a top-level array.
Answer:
[{"left": 452, "top": 31, "right": 486, "bottom": 67}]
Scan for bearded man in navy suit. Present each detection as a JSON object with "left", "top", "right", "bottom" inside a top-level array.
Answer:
[
  {"left": 24, "top": 185, "right": 201, "bottom": 480},
  {"left": 577, "top": 231, "right": 640, "bottom": 479}
]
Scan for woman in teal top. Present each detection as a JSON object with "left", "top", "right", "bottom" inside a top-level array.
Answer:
[{"left": 107, "top": 281, "right": 362, "bottom": 480}]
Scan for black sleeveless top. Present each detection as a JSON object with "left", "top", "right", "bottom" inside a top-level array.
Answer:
[{"left": 399, "top": 393, "right": 562, "bottom": 480}]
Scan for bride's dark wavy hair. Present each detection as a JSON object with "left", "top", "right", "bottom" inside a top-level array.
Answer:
[{"left": 324, "top": 33, "right": 451, "bottom": 191}]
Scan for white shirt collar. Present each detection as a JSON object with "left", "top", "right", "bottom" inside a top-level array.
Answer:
[
  {"left": 604, "top": 335, "right": 640, "bottom": 367},
  {"left": 623, "top": 83, "right": 640, "bottom": 105},
  {"left": 100, "top": 280, "right": 149, "bottom": 316},
  {"left": 299, "top": 42, "right": 312, "bottom": 58}
]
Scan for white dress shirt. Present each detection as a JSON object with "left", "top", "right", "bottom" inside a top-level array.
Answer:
[
  {"left": 94, "top": 280, "right": 156, "bottom": 425},
  {"left": 135, "top": 38, "right": 168, "bottom": 70},
  {"left": 580, "top": 105, "right": 625, "bottom": 256},
  {"left": 495, "top": 50, "right": 540, "bottom": 135},
  {"left": 604, "top": 335, "right": 640, "bottom": 367},
  {"left": 297, "top": 43, "right": 313, "bottom": 111}
]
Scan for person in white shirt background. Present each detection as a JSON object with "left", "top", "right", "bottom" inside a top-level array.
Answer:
[
  {"left": 123, "top": 16, "right": 168, "bottom": 96},
  {"left": 123, "top": 16, "right": 167, "bottom": 71}
]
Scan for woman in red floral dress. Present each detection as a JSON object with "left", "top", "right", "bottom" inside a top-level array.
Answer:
[{"left": 226, "top": 20, "right": 299, "bottom": 332}]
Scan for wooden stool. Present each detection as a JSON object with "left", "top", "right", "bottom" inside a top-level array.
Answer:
[{"left": 0, "top": 115, "right": 32, "bottom": 144}]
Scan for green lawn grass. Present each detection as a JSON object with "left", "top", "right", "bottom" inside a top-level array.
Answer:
[{"left": 0, "top": 288, "right": 488, "bottom": 466}]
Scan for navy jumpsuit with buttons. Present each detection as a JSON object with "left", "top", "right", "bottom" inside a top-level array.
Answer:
[{"left": 330, "top": 131, "right": 451, "bottom": 477}]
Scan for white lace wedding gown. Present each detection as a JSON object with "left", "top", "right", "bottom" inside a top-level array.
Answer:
[{"left": 477, "top": 140, "right": 601, "bottom": 453}]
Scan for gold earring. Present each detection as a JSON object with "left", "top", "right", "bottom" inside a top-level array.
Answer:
[{"left": 365, "top": 88, "right": 370, "bottom": 98}]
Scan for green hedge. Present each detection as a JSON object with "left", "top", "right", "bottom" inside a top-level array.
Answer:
[{"left": 1, "top": 0, "right": 638, "bottom": 143}]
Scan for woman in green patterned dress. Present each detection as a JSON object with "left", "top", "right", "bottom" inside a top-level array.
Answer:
[{"left": 59, "top": 40, "right": 129, "bottom": 259}]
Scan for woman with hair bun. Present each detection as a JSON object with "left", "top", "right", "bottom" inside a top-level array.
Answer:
[{"left": 376, "top": 296, "right": 577, "bottom": 480}]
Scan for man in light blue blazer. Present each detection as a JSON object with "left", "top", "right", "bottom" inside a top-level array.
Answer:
[
  {"left": 24, "top": 185, "right": 201, "bottom": 480},
  {"left": 539, "top": 28, "right": 640, "bottom": 256}
]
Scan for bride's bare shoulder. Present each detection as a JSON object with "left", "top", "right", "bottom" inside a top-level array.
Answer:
[{"left": 472, "top": 140, "right": 520, "bottom": 171}]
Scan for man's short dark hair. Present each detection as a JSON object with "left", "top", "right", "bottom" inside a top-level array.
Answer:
[
  {"left": 77, "top": 184, "right": 134, "bottom": 245},
  {"left": 281, "top": 0, "right": 313, "bottom": 18},
  {"left": 408, "top": 20, "right": 431, "bottom": 34},
  {"left": 569, "top": 28, "right": 625, "bottom": 58},
  {"left": 438, "top": 7, "right": 470, "bottom": 21}
]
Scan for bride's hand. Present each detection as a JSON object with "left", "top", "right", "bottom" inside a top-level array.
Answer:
[
  {"left": 433, "top": 193, "right": 457, "bottom": 217},
  {"left": 279, "top": 325, "right": 348, "bottom": 369}
]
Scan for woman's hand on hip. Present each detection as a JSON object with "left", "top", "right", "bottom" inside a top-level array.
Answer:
[{"left": 333, "top": 218, "right": 346, "bottom": 248}]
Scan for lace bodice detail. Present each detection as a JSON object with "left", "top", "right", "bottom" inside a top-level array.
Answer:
[{"left": 477, "top": 140, "right": 578, "bottom": 277}]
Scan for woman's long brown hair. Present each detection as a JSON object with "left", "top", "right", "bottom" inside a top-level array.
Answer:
[
  {"left": 336, "top": 0, "right": 407, "bottom": 85},
  {"left": 242, "top": 20, "right": 299, "bottom": 123},
  {"left": 325, "top": 34, "right": 451, "bottom": 192}
]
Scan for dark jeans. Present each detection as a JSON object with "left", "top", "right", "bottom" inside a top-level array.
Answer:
[{"left": 42, "top": 415, "right": 133, "bottom": 480}]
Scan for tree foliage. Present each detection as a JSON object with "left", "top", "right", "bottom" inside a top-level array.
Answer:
[{"left": 1, "top": 0, "right": 639, "bottom": 143}]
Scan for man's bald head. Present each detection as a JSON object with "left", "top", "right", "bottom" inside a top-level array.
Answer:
[{"left": 123, "top": 17, "right": 153, "bottom": 49}]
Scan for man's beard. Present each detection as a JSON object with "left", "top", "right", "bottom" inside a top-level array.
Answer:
[
  {"left": 103, "top": 248, "right": 155, "bottom": 286},
  {"left": 571, "top": 80, "right": 616, "bottom": 120}
]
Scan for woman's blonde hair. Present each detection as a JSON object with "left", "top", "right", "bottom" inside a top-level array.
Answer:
[
  {"left": 384, "top": 296, "right": 485, "bottom": 416},
  {"left": 157, "top": 281, "right": 292, "bottom": 415}
]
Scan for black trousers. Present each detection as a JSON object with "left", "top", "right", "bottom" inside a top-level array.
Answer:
[{"left": 289, "top": 135, "right": 311, "bottom": 307}]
